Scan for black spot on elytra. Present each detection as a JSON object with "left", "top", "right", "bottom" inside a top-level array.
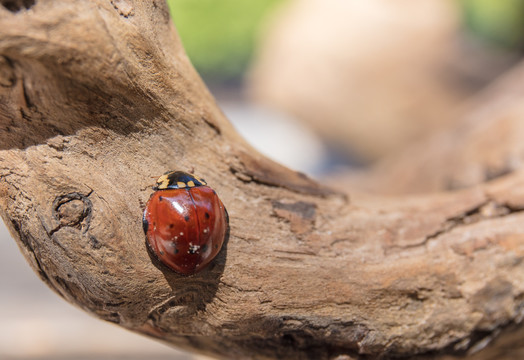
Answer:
[
  {"left": 205, "top": 212, "right": 210, "bottom": 219},
  {"left": 201, "top": 244, "right": 208, "bottom": 252},
  {"left": 159, "top": 196, "right": 163, "bottom": 201},
  {"left": 214, "top": 244, "right": 218, "bottom": 249},
  {"left": 142, "top": 216, "right": 149, "bottom": 234},
  {"left": 169, "top": 223, "right": 174, "bottom": 229},
  {"left": 184, "top": 215, "right": 190, "bottom": 222},
  {"left": 174, "top": 248, "right": 179, "bottom": 254}
]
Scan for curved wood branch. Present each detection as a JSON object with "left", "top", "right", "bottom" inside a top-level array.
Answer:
[
  {"left": 348, "top": 60, "right": 524, "bottom": 195},
  {"left": 0, "top": 1, "right": 523, "bottom": 359}
]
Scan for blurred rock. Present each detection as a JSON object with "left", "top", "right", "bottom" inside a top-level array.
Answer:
[{"left": 249, "top": 0, "right": 518, "bottom": 162}]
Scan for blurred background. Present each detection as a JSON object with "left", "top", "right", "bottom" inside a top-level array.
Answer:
[{"left": 2, "top": 0, "right": 524, "bottom": 358}]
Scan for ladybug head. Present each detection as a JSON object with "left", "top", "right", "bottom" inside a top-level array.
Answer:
[{"left": 153, "top": 171, "right": 207, "bottom": 190}]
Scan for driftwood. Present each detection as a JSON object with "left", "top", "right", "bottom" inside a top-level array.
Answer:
[
  {"left": 0, "top": 1, "right": 523, "bottom": 359},
  {"left": 346, "top": 60, "right": 524, "bottom": 196}
]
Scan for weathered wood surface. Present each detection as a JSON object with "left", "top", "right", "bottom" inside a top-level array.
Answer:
[
  {"left": 0, "top": 1, "right": 523, "bottom": 359},
  {"left": 346, "top": 61, "right": 524, "bottom": 196}
]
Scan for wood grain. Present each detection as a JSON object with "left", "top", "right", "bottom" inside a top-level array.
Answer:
[{"left": 0, "top": 1, "right": 523, "bottom": 359}]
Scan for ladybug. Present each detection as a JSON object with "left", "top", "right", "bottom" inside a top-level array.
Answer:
[{"left": 143, "top": 171, "right": 228, "bottom": 276}]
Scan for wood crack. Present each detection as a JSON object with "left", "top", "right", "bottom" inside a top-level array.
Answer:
[
  {"left": 1, "top": 2, "right": 523, "bottom": 359},
  {"left": 423, "top": 199, "right": 524, "bottom": 244}
]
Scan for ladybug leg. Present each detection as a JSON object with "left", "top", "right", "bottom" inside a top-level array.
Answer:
[
  {"left": 138, "top": 197, "right": 146, "bottom": 209},
  {"left": 224, "top": 207, "right": 230, "bottom": 243},
  {"left": 142, "top": 212, "right": 149, "bottom": 234}
]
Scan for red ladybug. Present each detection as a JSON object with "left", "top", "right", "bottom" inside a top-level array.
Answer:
[{"left": 143, "top": 171, "right": 228, "bottom": 275}]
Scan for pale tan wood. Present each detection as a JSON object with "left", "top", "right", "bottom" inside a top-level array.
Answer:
[
  {"left": 0, "top": 1, "right": 523, "bottom": 359},
  {"left": 345, "top": 60, "right": 524, "bottom": 196}
]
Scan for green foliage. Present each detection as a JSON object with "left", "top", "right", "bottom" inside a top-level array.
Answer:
[
  {"left": 167, "top": 0, "right": 282, "bottom": 84},
  {"left": 460, "top": 0, "right": 524, "bottom": 49}
]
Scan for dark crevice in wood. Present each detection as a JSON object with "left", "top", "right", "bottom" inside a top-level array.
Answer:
[
  {"left": 423, "top": 199, "right": 524, "bottom": 243},
  {"left": 0, "top": 0, "right": 35, "bottom": 13},
  {"left": 0, "top": 2, "right": 523, "bottom": 359}
]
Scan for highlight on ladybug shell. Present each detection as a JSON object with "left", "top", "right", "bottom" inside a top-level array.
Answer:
[{"left": 143, "top": 171, "right": 228, "bottom": 275}]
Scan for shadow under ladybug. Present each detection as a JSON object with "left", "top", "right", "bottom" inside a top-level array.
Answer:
[{"left": 142, "top": 171, "right": 230, "bottom": 300}]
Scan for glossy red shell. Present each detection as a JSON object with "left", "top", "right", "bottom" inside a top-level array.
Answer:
[{"left": 143, "top": 186, "right": 227, "bottom": 275}]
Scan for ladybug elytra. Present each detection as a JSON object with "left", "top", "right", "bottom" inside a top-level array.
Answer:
[{"left": 143, "top": 171, "right": 228, "bottom": 275}]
